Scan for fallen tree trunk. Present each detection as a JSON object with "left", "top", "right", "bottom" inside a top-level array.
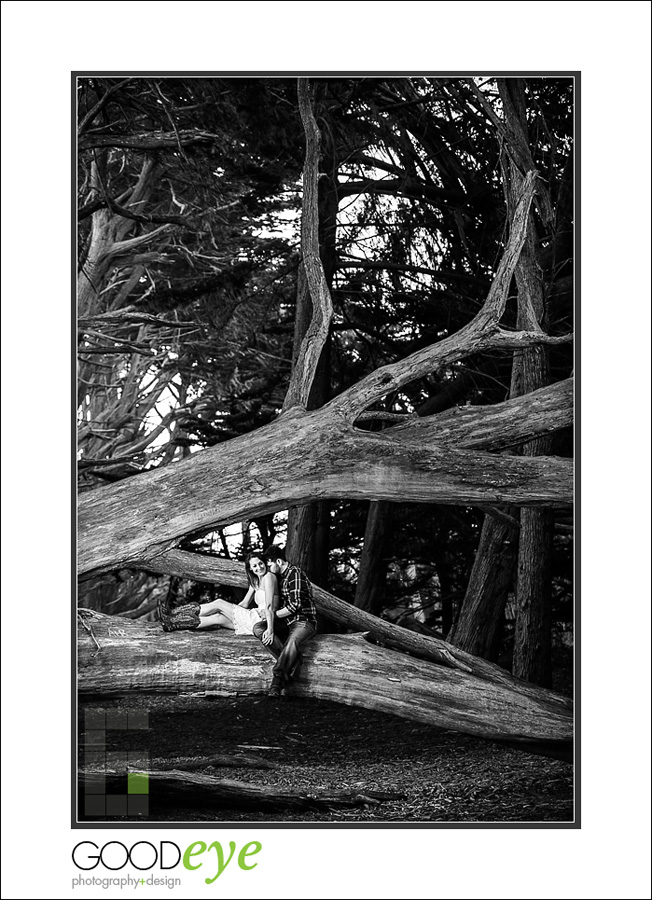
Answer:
[
  {"left": 78, "top": 613, "right": 572, "bottom": 757},
  {"left": 139, "top": 754, "right": 278, "bottom": 771},
  {"left": 79, "top": 770, "right": 404, "bottom": 812},
  {"left": 79, "top": 750, "right": 277, "bottom": 770},
  {"left": 136, "top": 549, "right": 572, "bottom": 709},
  {"left": 79, "top": 410, "right": 572, "bottom": 576}
]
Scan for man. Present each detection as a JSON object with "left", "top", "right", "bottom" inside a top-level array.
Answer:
[{"left": 252, "top": 545, "right": 318, "bottom": 697}]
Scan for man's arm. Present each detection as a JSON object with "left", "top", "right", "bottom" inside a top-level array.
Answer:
[
  {"left": 261, "top": 573, "right": 276, "bottom": 644},
  {"left": 275, "top": 569, "right": 302, "bottom": 619}
]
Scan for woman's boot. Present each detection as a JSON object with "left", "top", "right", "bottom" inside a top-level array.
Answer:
[
  {"left": 162, "top": 602, "right": 200, "bottom": 632},
  {"left": 157, "top": 593, "right": 172, "bottom": 629}
]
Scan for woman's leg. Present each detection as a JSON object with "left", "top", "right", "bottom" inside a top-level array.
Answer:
[
  {"left": 199, "top": 598, "right": 236, "bottom": 621},
  {"left": 197, "top": 611, "right": 234, "bottom": 630}
]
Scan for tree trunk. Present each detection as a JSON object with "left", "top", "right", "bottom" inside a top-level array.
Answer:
[
  {"left": 449, "top": 80, "right": 570, "bottom": 671},
  {"left": 286, "top": 126, "right": 338, "bottom": 586},
  {"left": 500, "top": 77, "right": 556, "bottom": 687},
  {"left": 285, "top": 263, "right": 329, "bottom": 579},
  {"left": 436, "top": 558, "right": 454, "bottom": 638},
  {"left": 354, "top": 500, "right": 391, "bottom": 614},
  {"left": 286, "top": 495, "right": 331, "bottom": 587},
  {"left": 78, "top": 613, "right": 572, "bottom": 756},
  {"left": 448, "top": 511, "right": 519, "bottom": 659},
  {"left": 512, "top": 344, "right": 554, "bottom": 686}
]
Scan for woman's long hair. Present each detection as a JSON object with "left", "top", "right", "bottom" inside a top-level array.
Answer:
[{"left": 244, "top": 552, "right": 268, "bottom": 589}]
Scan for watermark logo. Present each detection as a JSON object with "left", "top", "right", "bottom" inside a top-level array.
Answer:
[{"left": 72, "top": 841, "right": 262, "bottom": 887}]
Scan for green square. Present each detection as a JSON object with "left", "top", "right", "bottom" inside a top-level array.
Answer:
[{"left": 128, "top": 772, "right": 149, "bottom": 795}]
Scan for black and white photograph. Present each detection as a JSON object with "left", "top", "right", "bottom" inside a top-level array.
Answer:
[
  {"left": 2, "top": 2, "right": 651, "bottom": 898},
  {"left": 76, "top": 73, "right": 576, "bottom": 825}
]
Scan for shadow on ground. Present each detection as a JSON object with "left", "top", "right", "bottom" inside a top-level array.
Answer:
[{"left": 78, "top": 692, "right": 574, "bottom": 824}]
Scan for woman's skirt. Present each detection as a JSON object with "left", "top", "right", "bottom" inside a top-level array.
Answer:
[{"left": 232, "top": 604, "right": 265, "bottom": 635}]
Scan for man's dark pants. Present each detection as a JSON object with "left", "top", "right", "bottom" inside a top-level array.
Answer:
[{"left": 252, "top": 619, "right": 316, "bottom": 684}]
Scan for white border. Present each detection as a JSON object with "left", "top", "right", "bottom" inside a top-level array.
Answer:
[{"left": 2, "top": 2, "right": 651, "bottom": 899}]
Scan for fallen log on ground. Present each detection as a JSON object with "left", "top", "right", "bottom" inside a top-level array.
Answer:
[
  {"left": 136, "top": 549, "right": 571, "bottom": 697},
  {"left": 79, "top": 770, "right": 404, "bottom": 812},
  {"left": 78, "top": 612, "right": 572, "bottom": 759},
  {"left": 138, "top": 754, "right": 278, "bottom": 771}
]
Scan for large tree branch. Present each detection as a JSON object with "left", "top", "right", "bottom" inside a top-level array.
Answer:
[
  {"left": 326, "top": 172, "right": 538, "bottom": 421},
  {"left": 491, "top": 328, "right": 573, "bottom": 350},
  {"left": 78, "top": 312, "right": 194, "bottom": 329},
  {"left": 78, "top": 78, "right": 134, "bottom": 134},
  {"left": 78, "top": 129, "right": 218, "bottom": 152},
  {"left": 78, "top": 406, "right": 572, "bottom": 576},
  {"left": 96, "top": 193, "right": 187, "bottom": 227},
  {"left": 106, "top": 223, "right": 174, "bottom": 258},
  {"left": 388, "top": 376, "right": 573, "bottom": 451},
  {"left": 338, "top": 176, "right": 467, "bottom": 206}
]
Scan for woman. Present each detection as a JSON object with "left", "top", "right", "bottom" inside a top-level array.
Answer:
[{"left": 158, "top": 553, "right": 278, "bottom": 637}]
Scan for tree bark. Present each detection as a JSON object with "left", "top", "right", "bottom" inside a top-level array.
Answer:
[
  {"left": 285, "top": 84, "right": 337, "bottom": 585},
  {"left": 93, "top": 753, "right": 280, "bottom": 771},
  {"left": 286, "top": 499, "right": 331, "bottom": 588},
  {"left": 78, "top": 614, "right": 572, "bottom": 756},
  {"left": 389, "top": 377, "right": 572, "bottom": 451},
  {"left": 500, "top": 78, "right": 556, "bottom": 687},
  {"left": 78, "top": 129, "right": 218, "bottom": 152},
  {"left": 513, "top": 508, "right": 554, "bottom": 685},
  {"left": 448, "top": 512, "right": 519, "bottom": 659},
  {"left": 79, "top": 387, "right": 572, "bottom": 577},
  {"left": 354, "top": 501, "right": 391, "bottom": 615},
  {"left": 449, "top": 81, "right": 570, "bottom": 672}
]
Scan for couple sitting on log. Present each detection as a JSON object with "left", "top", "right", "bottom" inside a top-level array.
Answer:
[{"left": 157, "top": 546, "right": 318, "bottom": 698}]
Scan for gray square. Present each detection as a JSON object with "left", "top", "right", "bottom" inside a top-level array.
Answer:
[
  {"left": 106, "top": 710, "right": 128, "bottom": 730},
  {"left": 84, "top": 751, "right": 105, "bottom": 770},
  {"left": 128, "top": 750, "right": 149, "bottom": 768},
  {"left": 128, "top": 795, "right": 149, "bottom": 816},
  {"left": 84, "top": 795, "right": 106, "bottom": 817},
  {"left": 106, "top": 751, "right": 127, "bottom": 774},
  {"left": 85, "top": 775, "right": 106, "bottom": 794},
  {"left": 83, "top": 730, "right": 106, "bottom": 747},
  {"left": 106, "top": 794, "right": 128, "bottom": 816},
  {"left": 85, "top": 709, "right": 105, "bottom": 729},
  {"left": 128, "top": 710, "right": 149, "bottom": 730}
]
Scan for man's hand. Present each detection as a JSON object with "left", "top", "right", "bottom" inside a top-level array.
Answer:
[{"left": 262, "top": 627, "right": 274, "bottom": 646}]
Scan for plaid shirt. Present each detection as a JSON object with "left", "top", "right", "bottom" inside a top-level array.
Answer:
[{"left": 280, "top": 564, "right": 318, "bottom": 628}]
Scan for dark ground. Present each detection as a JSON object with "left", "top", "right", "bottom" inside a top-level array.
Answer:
[{"left": 78, "top": 654, "right": 574, "bottom": 824}]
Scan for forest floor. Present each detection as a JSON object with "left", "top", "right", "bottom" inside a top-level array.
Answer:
[{"left": 78, "top": 651, "right": 574, "bottom": 825}]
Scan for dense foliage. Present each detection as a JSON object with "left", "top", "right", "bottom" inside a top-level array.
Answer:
[{"left": 77, "top": 76, "right": 573, "bottom": 667}]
